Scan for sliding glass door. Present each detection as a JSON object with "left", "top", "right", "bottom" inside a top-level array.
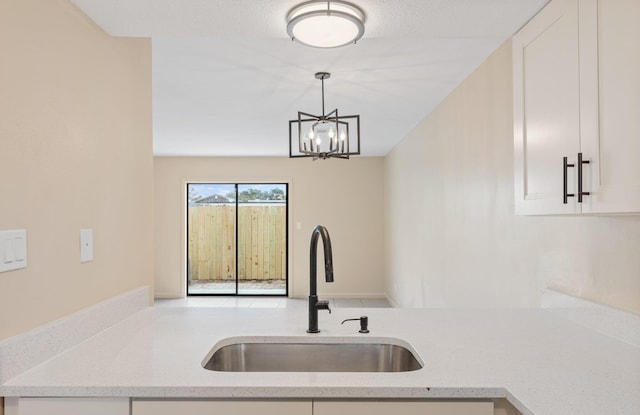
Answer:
[{"left": 187, "top": 183, "right": 287, "bottom": 296}]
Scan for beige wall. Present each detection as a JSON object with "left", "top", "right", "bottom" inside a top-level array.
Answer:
[
  {"left": 383, "top": 40, "right": 640, "bottom": 313},
  {"left": 154, "top": 157, "right": 385, "bottom": 299},
  {"left": 0, "top": 0, "right": 154, "bottom": 340}
]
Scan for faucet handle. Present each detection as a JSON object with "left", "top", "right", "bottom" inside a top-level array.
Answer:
[
  {"left": 341, "top": 316, "right": 369, "bottom": 333},
  {"left": 316, "top": 300, "right": 331, "bottom": 314}
]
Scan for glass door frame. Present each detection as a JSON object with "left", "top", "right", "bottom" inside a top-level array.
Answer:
[{"left": 186, "top": 181, "right": 289, "bottom": 297}]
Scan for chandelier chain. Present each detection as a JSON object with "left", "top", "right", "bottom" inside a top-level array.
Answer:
[{"left": 321, "top": 77, "right": 326, "bottom": 117}]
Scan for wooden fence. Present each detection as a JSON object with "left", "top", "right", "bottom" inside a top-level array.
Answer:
[{"left": 188, "top": 205, "right": 286, "bottom": 281}]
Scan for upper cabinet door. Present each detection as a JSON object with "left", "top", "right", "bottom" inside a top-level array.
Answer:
[
  {"left": 513, "top": 0, "right": 581, "bottom": 215},
  {"left": 513, "top": 0, "right": 639, "bottom": 215},
  {"left": 581, "top": 0, "right": 640, "bottom": 213}
]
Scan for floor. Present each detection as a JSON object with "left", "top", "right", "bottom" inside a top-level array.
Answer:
[
  {"left": 188, "top": 279, "right": 286, "bottom": 295},
  {"left": 155, "top": 296, "right": 392, "bottom": 309},
  {"left": 171, "top": 279, "right": 392, "bottom": 309}
]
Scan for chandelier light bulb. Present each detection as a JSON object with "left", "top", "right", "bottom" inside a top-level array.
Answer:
[
  {"left": 308, "top": 129, "right": 315, "bottom": 139},
  {"left": 329, "top": 127, "right": 335, "bottom": 139}
]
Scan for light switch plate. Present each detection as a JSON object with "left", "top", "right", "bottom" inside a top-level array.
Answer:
[
  {"left": 0, "top": 229, "right": 27, "bottom": 273},
  {"left": 80, "top": 229, "right": 93, "bottom": 263}
]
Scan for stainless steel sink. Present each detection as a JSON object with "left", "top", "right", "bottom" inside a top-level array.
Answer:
[{"left": 202, "top": 337, "right": 423, "bottom": 372}]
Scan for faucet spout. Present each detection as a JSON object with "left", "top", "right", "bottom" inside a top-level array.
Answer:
[{"left": 308, "top": 225, "right": 334, "bottom": 333}]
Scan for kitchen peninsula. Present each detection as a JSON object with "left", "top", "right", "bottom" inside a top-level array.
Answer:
[{"left": 1, "top": 290, "right": 639, "bottom": 415}]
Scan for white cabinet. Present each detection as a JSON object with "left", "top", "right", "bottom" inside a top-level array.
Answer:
[
  {"left": 132, "top": 400, "right": 312, "bottom": 415},
  {"left": 513, "top": 0, "right": 640, "bottom": 215},
  {"left": 132, "top": 399, "right": 493, "bottom": 415},
  {"left": 584, "top": 0, "right": 640, "bottom": 213},
  {"left": 314, "top": 400, "right": 493, "bottom": 415},
  {"left": 7, "top": 398, "right": 496, "bottom": 415},
  {"left": 4, "top": 397, "right": 129, "bottom": 415},
  {"left": 513, "top": 0, "right": 584, "bottom": 215}
]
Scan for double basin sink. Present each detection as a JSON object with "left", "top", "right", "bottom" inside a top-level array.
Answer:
[{"left": 202, "top": 336, "right": 423, "bottom": 372}]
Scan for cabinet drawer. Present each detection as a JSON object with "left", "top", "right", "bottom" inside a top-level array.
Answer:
[
  {"left": 132, "top": 400, "right": 311, "bottom": 415},
  {"left": 5, "top": 398, "right": 129, "bottom": 415},
  {"left": 314, "top": 400, "right": 493, "bottom": 415}
]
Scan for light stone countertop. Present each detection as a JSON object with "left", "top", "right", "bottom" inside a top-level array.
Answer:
[{"left": 1, "top": 306, "right": 639, "bottom": 415}]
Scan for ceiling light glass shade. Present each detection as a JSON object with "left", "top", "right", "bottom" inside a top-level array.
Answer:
[
  {"left": 289, "top": 72, "right": 361, "bottom": 160},
  {"left": 286, "top": 1, "right": 365, "bottom": 48}
]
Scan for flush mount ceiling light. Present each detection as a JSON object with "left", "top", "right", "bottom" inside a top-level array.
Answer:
[
  {"left": 289, "top": 72, "right": 361, "bottom": 160},
  {"left": 286, "top": 1, "right": 365, "bottom": 48}
]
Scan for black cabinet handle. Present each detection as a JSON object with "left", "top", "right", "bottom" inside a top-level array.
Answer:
[
  {"left": 577, "top": 152, "right": 590, "bottom": 203},
  {"left": 563, "top": 156, "right": 575, "bottom": 204}
]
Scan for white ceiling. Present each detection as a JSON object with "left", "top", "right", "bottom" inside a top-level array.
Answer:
[{"left": 71, "top": 0, "right": 549, "bottom": 157}]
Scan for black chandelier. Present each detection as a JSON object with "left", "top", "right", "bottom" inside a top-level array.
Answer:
[{"left": 289, "top": 72, "right": 361, "bottom": 160}]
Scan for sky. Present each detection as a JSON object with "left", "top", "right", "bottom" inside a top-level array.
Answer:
[{"left": 188, "top": 183, "right": 286, "bottom": 199}]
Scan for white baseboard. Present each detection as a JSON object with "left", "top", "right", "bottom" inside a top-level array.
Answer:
[
  {"left": 384, "top": 294, "right": 401, "bottom": 308},
  {"left": 153, "top": 291, "right": 184, "bottom": 299},
  {"left": 317, "top": 292, "right": 387, "bottom": 299}
]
